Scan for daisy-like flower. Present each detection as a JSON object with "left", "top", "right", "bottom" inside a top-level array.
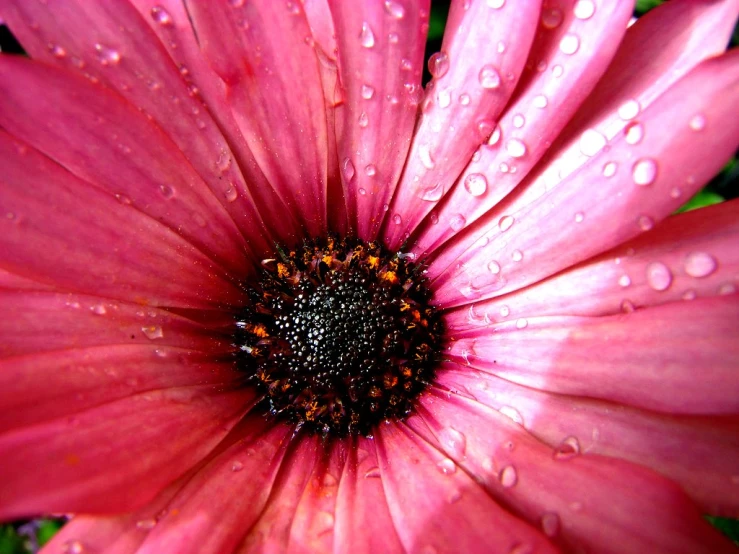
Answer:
[{"left": 0, "top": 0, "right": 738, "bottom": 552}]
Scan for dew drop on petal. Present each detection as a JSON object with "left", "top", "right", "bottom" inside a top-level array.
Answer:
[
  {"left": 459, "top": 93, "right": 471, "bottom": 105},
  {"left": 364, "top": 466, "right": 381, "bottom": 478},
  {"left": 392, "top": 214, "right": 402, "bottom": 225},
  {"left": 500, "top": 405, "right": 524, "bottom": 424},
  {"left": 428, "top": 51, "right": 450, "bottom": 79},
  {"left": 500, "top": 305, "right": 510, "bottom": 317},
  {"left": 159, "top": 185, "right": 174, "bottom": 199},
  {"left": 618, "top": 99, "right": 640, "bottom": 120},
  {"left": 552, "top": 64, "right": 564, "bottom": 78},
  {"left": 559, "top": 34, "right": 580, "bottom": 55},
  {"left": 618, "top": 274, "right": 631, "bottom": 288},
  {"left": 358, "top": 111, "right": 369, "bottom": 128},
  {"left": 541, "top": 512, "right": 561, "bottom": 537},
  {"left": 450, "top": 214, "right": 466, "bottom": 231},
  {"left": 498, "top": 215, "right": 514, "bottom": 232},
  {"left": 602, "top": 161, "right": 617, "bottom": 178},
  {"left": 488, "top": 124, "right": 502, "bottom": 145},
  {"left": 429, "top": 212, "right": 439, "bottom": 224},
  {"left": 533, "top": 94, "right": 548, "bottom": 108},
  {"left": 94, "top": 43, "right": 121, "bottom": 65},
  {"left": 624, "top": 121, "right": 644, "bottom": 145},
  {"left": 689, "top": 114, "right": 706, "bottom": 131},
  {"left": 554, "top": 436, "right": 580, "bottom": 459},
  {"left": 464, "top": 173, "right": 488, "bottom": 197},
  {"left": 63, "top": 541, "right": 85, "bottom": 554},
  {"left": 360, "top": 22, "right": 376, "bottom": 48},
  {"left": 684, "top": 252, "right": 717, "bottom": 278},
  {"left": 632, "top": 158, "right": 657, "bottom": 186},
  {"left": 541, "top": 8, "right": 563, "bottom": 28},
  {"left": 506, "top": 138, "right": 527, "bottom": 158},
  {"left": 511, "top": 250, "right": 523, "bottom": 262},
  {"left": 579, "top": 128, "right": 607, "bottom": 157},
  {"left": 499, "top": 465, "right": 518, "bottom": 488},
  {"left": 573, "top": 0, "right": 596, "bottom": 19},
  {"left": 487, "top": 0, "right": 505, "bottom": 8},
  {"left": 136, "top": 519, "right": 157, "bottom": 530},
  {"left": 150, "top": 5, "right": 173, "bottom": 25},
  {"left": 384, "top": 0, "right": 405, "bottom": 18},
  {"left": 141, "top": 325, "right": 163, "bottom": 340},
  {"left": 638, "top": 215, "right": 654, "bottom": 231},
  {"left": 48, "top": 44, "right": 67, "bottom": 58},
  {"left": 361, "top": 84, "right": 375, "bottom": 99},
  {"left": 477, "top": 119, "right": 496, "bottom": 141},
  {"left": 437, "top": 89, "right": 452, "bottom": 108},
  {"left": 437, "top": 457, "right": 457, "bottom": 474},
  {"left": 231, "top": 460, "right": 244, "bottom": 472},
  {"left": 646, "top": 262, "right": 672, "bottom": 291},
  {"left": 574, "top": 212, "right": 584, "bottom": 223},
  {"left": 365, "top": 164, "right": 377, "bottom": 176},
  {"left": 478, "top": 65, "right": 501, "bottom": 89},
  {"left": 512, "top": 114, "right": 525, "bottom": 128},
  {"left": 342, "top": 158, "right": 355, "bottom": 181},
  {"left": 488, "top": 260, "right": 501, "bottom": 274},
  {"left": 440, "top": 427, "right": 467, "bottom": 458}
]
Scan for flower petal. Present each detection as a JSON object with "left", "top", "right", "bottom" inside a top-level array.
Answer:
[
  {"left": 330, "top": 0, "right": 428, "bottom": 240},
  {"left": 413, "top": 0, "right": 633, "bottom": 253},
  {"left": 0, "top": 133, "right": 245, "bottom": 309},
  {"left": 0, "top": 57, "right": 256, "bottom": 279},
  {"left": 0, "top": 345, "right": 240, "bottom": 433},
  {"left": 436, "top": 365, "right": 739, "bottom": 516},
  {"left": 0, "top": 291, "right": 232, "bottom": 359},
  {"left": 133, "top": 418, "right": 291, "bottom": 554},
  {"left": 0, "top": 387, "right": 252, "bottom": 518},
  {"left": 412, "top": 390, "right": 736, "bottom": 553},
  {"left": 430, "top": 49, "right": 739, "bottom": 306},
  {"left": 376, "top": 422, "right": 557, "bottom": 553},
  {"left": 0, "top": 0, "right": 296, "bottom": 252},
  {"left": 448, "top": 200, "right": 739, "bottom": 326},
  {"left": 186, "top": 2, "right": 329, "bottom": 237},
  {"left": 445, "top": 296, "right": 739, "bottom": 414},
  {"left": 384, "top": 0, "right": 540, "bottom": 249}
]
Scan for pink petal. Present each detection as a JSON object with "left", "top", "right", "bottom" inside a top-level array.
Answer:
[
  {"left": 133, "top": 418, "right": 291, "bottom": 554},
  {"left": 0, "top": 344, "right": 239, "bottom": 432},
  {"left": 447, "top": 199, "right": 739, "bottom": 326},
  {"left": 430, "top": 49, "right": 739, "bottom": 306},
  {"left": 0, "top": 133, "right": 245, "bottom": 309},
  {"left": 376, "top": 423, "right": 556, "bottom": 553},
  {"left": 412, "top": 390, "right": 736, "bottom": 553},
  {"left": 0, "top": 387, "right": 252, "bottom": 518},
  {"left": 333, "top": 437, "right": 404, "bottom": 553},
  {"left": 436, "top": 365, "right": 739, "bottom": 516},
  {"left": 330, "top": 0, "right": 429, "bottom": 240},
  {"left": 0, "top": 291, "right": 232, "bottom": 359},
  {"left": 186, "top": 2, "right": 329, "bottom": 237},
  {"left": 413, "top": 0, "right": 633, "bottom": 254},
  {"left": 445, "top": 296, "right": 739, "bottom": 414},
  {"left": 0, "top": 58, "right": 256, "bottom": 279},
  {"left": 384, "top": 0, "right": 540, "bottom": 249},
  {"left": 0, "top": 0, "right": 296, "bottom": 252}
]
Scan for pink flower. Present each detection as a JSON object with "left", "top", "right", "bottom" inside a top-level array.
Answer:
[{"left": 0, "top": 0, "right": 738, "bottom": 552}]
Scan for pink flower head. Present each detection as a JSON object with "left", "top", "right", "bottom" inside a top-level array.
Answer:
[{"left": 0, "top": 0, "right": 738, "bottom": 553}]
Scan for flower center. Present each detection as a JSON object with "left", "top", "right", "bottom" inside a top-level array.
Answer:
[{"left": 236, "top": 236, "right": 443, "bottom": 436}]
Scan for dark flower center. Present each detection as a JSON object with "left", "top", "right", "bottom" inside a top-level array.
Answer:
[{"left": 235, "top": 236, "right": 443, "bottom": 436}]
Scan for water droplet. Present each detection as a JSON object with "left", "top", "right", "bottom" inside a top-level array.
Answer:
[
  {"left": 684, "top": 252, "right": 717, "bottom": 278},
  {"left": 428, "top": 51, "right": 450, "bottom": 79},
  {"left": 358, "top": 111, "right": 369, "bottom": 128},
  {"left": 437, "top": 457, "right": 457, "bottom": 474},
  {"left": 361, "top": 84, "right": 375, "bottom": 100},
  {"left": 141, "top": 325, "right": 163, "bottom": 340},
  {"left": 541, "top": 512, "right": 560, "bottom": 537},
  {"left": 488, "top": 124, "right": 502, "bottom": 145},
  {"left": 447, "top": 488, "right": 463, "bottom": 503},
  {"left": 400, "top": 58, "right": 413, "bottom": 71},
  {"left": 500, "top": 405, "right": 524, "bottom": 424},
  {"left": 573, "top": 0, "right": 596, "bottom": 19},
  {"left": 496, "top": 215, "right": 513, "bottom": 233},
  {"left": 512, "top": 114, "right": 525, "bottom": 128},
  {"left": 364, "top": 466, "right": 381, "bottom": 478},
  {"left": 478, "top": 65, "right": 501, "bottom": 89},
  {"left": 342, "top": 158, "right": 355, "bottom": 181},
  {"left": 487, "top": 0, "right": 505, "bottom": 7},
  {"left": 48, "top": 43, "right": 67, "bottom": 58},
  {"left": 602, "top": 161, "right": 617, "bottom": 177},
  {"left": 646, "top": 262, "right": 672, "bottom": 291},
  {"left": 632, "top": 158, "right": 657, "bottom": 186},
  {"left": 511, "top": 249, "right": 523, "bottom": 262},
  {"left": 419, "top": 144, "right": 436, "bottom": 170},
  {"left": 579, "top": 128, "right": 607, "bottom": 156},
  {"left": 91, "top": 304, "right": 107, "bottom": 315},
  {"left": 94, "top": 43, "right": 121, "bottom": 65},
  {"left": 552, "top": 64, "right": 564, "bottom": 78},
  {"left": 392, "top": 214, "right": 402, "bottom": 225},
  {"left": 419, "top": 182, "right": 444, "bottom": 201},
  {"left": 430, "top": 212, "right": 439, "bottom": 224},
  {"left": 533, "top": 94, "right": 548, "bottom": 108},
  {"left": 450, "top": 214, "right": 466, "bottom": 231},
  {"left": 159, "top": 184, "right": 174, "bottom": 199},
  {"left": 574, "top": 212, "right": 584, "bottom": 223},
  {"left": 358, "top": 187, "right": 367, "bottom": 196},
  {"left": 384, "top": 0, "right": 406, "bottom": 18},
  {"left": 136, "top": 518, "right": 157, "bottom": 530},
  {"left": 621, "top": 299, "right": 636, "bottom": 313},
  {"left": 554, "top": 436, "right": 580, "bottom": 459},
  {"left": 441, "top": 427, "right": 467, "bottom": 459},
  {"left": 437, "top": 89, "right": 452, "bottom": 108},
  {"left": 506, "top": 138, "right": 527, "bottom": 158},
  {"left": 541, "top": 8, "right": 563, "bottom": 28},
  {"left": 63, "top": 541, "right": 85, "bottom": 554},
  {"left": 499, "top": 465, "right": 518, "bottom": 488},
  {"left": 497, "top": 41, "right": 507, "bottom": 53},
  {"left": 689, "top": 114, "right": 706, "bottom": 131},
  {"left": 477, "top": 119, "right": 496, "bottom": 141},
  {"left": 488, "top": 260, "right": 501, "bottom": 274},
  {"left": 637, "top": 215, "right": 654, "bottom": 231},
  {"left": 624, "top": 121, "right": 644, "bottom": 145},
  {"left": 231, "top": 460, "right": 244, "bottom": 472},
  {"left": 464, "top": 173, "right": 488, "bottom": 197},
  {"left": 360, "top": 22, "right": 376, "bottom": 48},
  {"left": 682, "top": 289, "right": 697, "bottom": 301},
  {"left": 618, "top": 99, "right": 640, "bottom": 120},
  {"left": 365, "top": 164, "right": 377, "bottom": 176},
  {"left": 150, "top": 5, "right": 173, "bottom": 25},
  {"left": 559, "top": 34, "right": 580, "bottom": 55},
  {"left": 618, "top": 274, "right": 631, "bottom": 288},
  {"left": 459, "top": 93, "right": 471, "bottom": 105}
]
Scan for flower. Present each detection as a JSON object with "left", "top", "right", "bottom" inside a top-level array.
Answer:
[{"left": 0, "top": 0, "right": 738, "bottom": 552}]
